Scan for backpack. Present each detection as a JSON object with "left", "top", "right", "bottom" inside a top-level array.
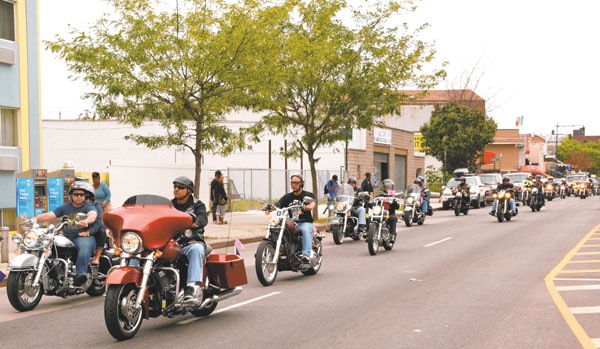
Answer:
[{"left": 324, "top": 183, "right": 329, "bottom": 195}]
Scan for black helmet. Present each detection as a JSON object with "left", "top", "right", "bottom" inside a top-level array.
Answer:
[
  {"left": 382, "top": 179, "right": 394, "bottom": 190},
  {"left": 173, "top": 176, "right": 194, "bottom": 192},
  {"left": 502, "top": 176, "right": 510, "bottom": 182},
  {"left": 413, "top": 178, "right": 422, "bottom": 185},
  {"left": 70, "top": 181, "right": 93, "bottom": 195},
  {"left": 459, "top": 177, "right": 466, "bottom": 182},
  {"left": 347, "top": 177, "right": 357, "bottom": 184}
]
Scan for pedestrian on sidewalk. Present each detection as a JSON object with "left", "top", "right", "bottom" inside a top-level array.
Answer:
[
  {"left": 210, "top": 170, "right": 222, "bottom": 223},
  {"left": 361, "top": 172, "right": 374, "bottom": 195},
  {"left": 92, "top": 172, "right": 112, "bottom": 211},
  {"left": 215, "top": 173, "right": 228, "bottom": 224},
  {"left": 325, "top": 175, "right": 339, "bottom": 197}
]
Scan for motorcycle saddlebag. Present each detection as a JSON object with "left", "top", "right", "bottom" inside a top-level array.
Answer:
[
  {"left": 206, "top": 254, "right": 248, "bottom": 289},
  {"left": 427, "top": 206, "right": 433, "bottom": 216}
]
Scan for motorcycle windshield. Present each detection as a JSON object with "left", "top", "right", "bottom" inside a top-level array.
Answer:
[
  {"left": 406, "top": 185, "right": 421, "bottom": 195},
  {"left": 340, "top": 184, "right": 355, "bottom": 197},
  {"left": 104, "top": 194, "right": 192, "bottom": 250}
]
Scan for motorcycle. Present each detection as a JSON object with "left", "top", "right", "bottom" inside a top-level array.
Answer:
[
  {"left": 327, "top": 185, "right": 365, "bottom": 244},
  {"left": 403, "top": 185, "right": 425, "bottom": 227},
  {"left": 255, "top": 197, "right": 323, "bottom": 286},
  {"left": 521, "top": 185, "right": 530, "bottom": 205},
  {"left": 493, "top": 190, "right": 517, "bottom": 222},
  {"left": 7, "top": 214, "right": 118, "bottom": 312},
  {"left": 452, "top": 188, "right": 470, "bottom": 216},
  {"left": 529, "top": 187, "right": 543, "bottom": 212},
  {"left": 559, "top": 184, "right": 567, "bottom": 199},
  {"left": 102, "top": 195, "right": 248, "bottom": 341},
  {"left": 544, "top": 183, "right": 555, "bottom": 201},
  {"left": 575, "top": 183, "right": 588, "bottom": 199},
  {"left": 365, "top": 195, "right": 400, "bottom": 256}
]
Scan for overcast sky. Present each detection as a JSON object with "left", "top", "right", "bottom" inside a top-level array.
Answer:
[{"left": 39, "top": 0, "right": 600, "bottom": 137}]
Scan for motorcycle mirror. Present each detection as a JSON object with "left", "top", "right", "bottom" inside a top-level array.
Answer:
[
  {"left": 48, "top": 224, "right": 55, "bottom": 231},
  {"left": 442, "top": 186, "right": 446, "bottom": 190},
  {"left": 76, "top": 212, "right": 88, "bottom": 221},
  {"left": 303, "top": 197, "right": 314, "bottom": 204}
]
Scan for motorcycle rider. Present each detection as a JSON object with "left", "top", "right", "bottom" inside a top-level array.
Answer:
[
  {"left": 271, "top": 174, "right": 316, "bottom": 262},
  {"left": 531, "top": 174, "right": 546, "bottom": 206},
  {"left": 370, "top": 179, "right": 399, "bottom": 242},
  {"left": 347, "top": 177, "right": 367, "bottom": 234},
  {"left": 172, "top": 176, "right": 209, "bottom": 302},
  {"left": 490, "top": 176, "right": 517, "bottom": 216},
  {"left": 80, "top": 182, "right": 107, "bottom": 268},
  {"left": 417, "top": 176, "right": 430, "bottom": 216},
  {"left": 34, "top": 181, "right": 98, "bottom": 286}
]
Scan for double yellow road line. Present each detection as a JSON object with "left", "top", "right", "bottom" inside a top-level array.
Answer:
[{"left": 546, "top": 224, "right": 600, "bottom": 348}]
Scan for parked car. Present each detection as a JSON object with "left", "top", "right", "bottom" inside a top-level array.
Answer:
[
  {"left": 441, "top": 175, "right": 487, "bottom": 209},
  {"left": 479, "top": 173, "right": 502, "bottom": 203}
]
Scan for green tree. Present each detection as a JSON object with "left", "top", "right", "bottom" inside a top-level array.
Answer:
[
  {"left": 557, "top": 138, "right": 600, "bottom": 174},
  {"left": 420, "top": 102, "right": 497, "bottom": 173},
  {"left": 254, "top": 0, "right": 445, "bottom": 218},
  {"left": 47, "top": 0, "right": 284, "bottom": 195}
]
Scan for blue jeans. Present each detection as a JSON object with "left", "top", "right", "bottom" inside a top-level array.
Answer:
[
  {"left": 297, "top": 222, "right": 314, "bottom": 256},
  {"left": 492, "top": 198, "right": 516, "bottom": 211},
  {"left": 353, "top": 207, "right": 366, "bottom": 225},
  {"left": 183, "top": 243, "right": 205, "bottom": 283},
  {"left": 421, "top": 199, "right": 429, "bottom": 215},
  {"left": 73, "top": 236, "right": 96, "bottom": 275}
]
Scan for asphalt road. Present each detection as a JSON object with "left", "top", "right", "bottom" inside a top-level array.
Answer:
[{"left": 1, "top": 196, "right": 599, "bottom": 348}]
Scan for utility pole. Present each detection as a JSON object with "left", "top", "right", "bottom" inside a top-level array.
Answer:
[{"left": 553, "top": 123, "right": 584, "bottom": 157}]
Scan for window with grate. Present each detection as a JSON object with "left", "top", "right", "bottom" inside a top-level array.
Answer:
[
  {"left": 0, "top": 0, "right": 15, "bottom": 41},
  {"left": 0, "top": 108, "right": 17, "bottom": 146}
]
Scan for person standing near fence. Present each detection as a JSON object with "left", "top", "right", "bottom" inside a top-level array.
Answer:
[
  {"left": 92, "top": 172, "right": 112, "bottom": 211},
  {"left": 325, "top": 175, "right": 339, "bottom": 197},
  {"left": 215, "top": 173, "right": 228, "bottom": 224},
  {"left": 361, "top": 172, "right": 374, "bottom": 195},
  {"left": 210, "top": 170, "right": 221, "bottom": 223}
]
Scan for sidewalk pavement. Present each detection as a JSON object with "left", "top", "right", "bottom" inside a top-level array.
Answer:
[{"left": 0, "top": 201, "right": 443, "bottom": 287}]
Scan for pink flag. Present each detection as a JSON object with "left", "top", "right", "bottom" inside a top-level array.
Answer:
[{"left": 234, "top": 239, "right": 245, "bottom": 256}]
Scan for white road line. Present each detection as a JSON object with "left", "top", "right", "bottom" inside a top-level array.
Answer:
[
  {"left": 591, "top": 338, "right": 600, "bottom": 348},
  {"left": 424, "top": 237, "right": 453, "bottom": 247},
  {"left": 177, "top": 291, "right": 281, "bottom": 325},
  {"left": 556, "top": 284, "right": 600, "bottom": 291},
  {"left": 570, "top": 306, "right": 600, "bottom": 315},
  {"left": 554, "top": 278, "right": 600, "bottom": 282}
]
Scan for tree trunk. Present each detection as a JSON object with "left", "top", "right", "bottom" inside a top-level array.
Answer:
[
  {"left": 194, "top": 152, "right": 202, "bottom": 199},
  {"left": 307, "top": 150, "right": 319, "bottom": 221}
]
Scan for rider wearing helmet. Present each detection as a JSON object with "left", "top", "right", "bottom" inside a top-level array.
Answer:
[
  {"left": 416, "top": 176, "right": 431, "bottom": 216},
  {"left": 271, "top": 174, "right": 317, "bottom": 262},
  {"left": 79, "top": 182, "right": 108, "bottom": 267},
  {"left": 531, "top": 174, "right": 546, "bottom": 206},
  {"left": 347, "top": 177, "right": 367, "bottom": 233},
  {"left": 34, "top": 181, "right": 99, "bottom": 286},
  {"left": 370, "top": 179, "right": 400, "bottom": 241},
  {"left": 172, "top": 176, "right": 209, "bottom": 303},
  {"left": 490, "top": 176, "right": 517, "bottom": 216}
]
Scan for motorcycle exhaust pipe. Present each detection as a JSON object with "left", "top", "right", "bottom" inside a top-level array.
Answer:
[{"left": 198, "top": 286, "right": 243, "bottom": 310}]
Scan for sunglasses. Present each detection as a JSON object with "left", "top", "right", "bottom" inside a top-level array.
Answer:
[
  {"left": 174, "top": 185, "right": 187, "bottom": 190},
  {"left": 72, "top": 193, "right": 86, "bottom": 197},
  {"left": 290, "top": 181, "right": 301, "bottom": 185}
]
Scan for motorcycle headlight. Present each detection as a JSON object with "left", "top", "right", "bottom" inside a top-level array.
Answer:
[
  {"left": 12, "top": 233, "right": 22, "bottom": 244},
  {"left": 492, "top": 193, "right": 497, "bottom": 199},
  {"left": 40, "top": 233, "right": 52, "bottom": 247},
  {"left": 532, "top": 188, "right": 538, "bottom": 193},
  {"left": 456, "top": 192, "right": 462, "bottom": 198},
  {"left": 23, "top": 231, "right": 39, "bottom": 248},
  {"left": 407, "top": 197, "right": 415, "bottom": 204},
  {"left": 547, "top": 185, "right": 553, "bottom": 190},
  {"left": 121, "top": 232, "right": 143, "bottom": 254},
  {"left": 328, "top": 205, "right": 334, "bottom": 210},
  {"left": 336, "top": 203, "right": 345, "bottom": 211},
  {"left": 373, "top": 206, "right": 382, "bottom": 215},
  {"left": 269, "top": 216, "right": 280, "bottom": 225},
  {"left": 506, "top": 193, "right": 511, "bottom": 199},
  {"left": 184, "top": 229, "right": 193, "bottom": 238}
]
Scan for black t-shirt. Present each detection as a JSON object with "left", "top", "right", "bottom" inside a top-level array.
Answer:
[
  {"left": 495, "top": 183, "right": 514, "bottom": 191},
  {"left": 210, "top": 179, "right": 219, "bottom": 202},
  {"left": 274, "top": 190, "right": 316, "bottom": 223},
  {"left": 172, "top": 196, "right": 208, "bottom": 244},
  {"left": 361, "top": 178, "right": 373, "bottom": 193}
]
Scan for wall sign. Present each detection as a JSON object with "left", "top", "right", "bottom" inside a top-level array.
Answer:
[
  {"left": 48, "top": 177, "right": 64, "bottom": 212},
  {"left": 374, "top": 128, "right": 391, "bottom": 145},
  {"left": 16, "top": 178, "right": 34, "bottom": 218}
]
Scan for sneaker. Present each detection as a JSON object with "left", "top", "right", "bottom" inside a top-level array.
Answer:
[
  {"left": 301, "top": 254, "right": 310, "bottom": 263},
  {"left": 73, "top": 274, "right": 88, "bottom": 287},
  {"left": 510, "top": 210, "right": 516, "bottom": 216},
  {"left": 183, "top": 285, "right": 203, "bottom": 302},
  {"left": 489, "top": 211, "right": 496, "bottom": 216}
]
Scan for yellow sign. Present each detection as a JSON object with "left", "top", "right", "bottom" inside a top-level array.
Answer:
[{"left": 414, "top": 134, "right": 423, "bottom": 151}]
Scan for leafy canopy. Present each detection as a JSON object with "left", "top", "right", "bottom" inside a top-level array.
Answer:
[
  {"left": 557, "top": 138, "right": 600, "bottom": 174},
  {"left": 420, "top": 102, "right": 497, "bottom": 173}
]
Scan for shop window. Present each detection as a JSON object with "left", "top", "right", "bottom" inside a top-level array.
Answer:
[
  {"left": 1, "top": 108, "right": 17, "bottom": 146},
  {"left": 0, "top": 1, "right": 15, "bottom": 41}
]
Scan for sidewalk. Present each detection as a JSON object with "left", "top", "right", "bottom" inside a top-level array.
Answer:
[{"left": 0, "top": 201, "right": 442, "bottom": 287}]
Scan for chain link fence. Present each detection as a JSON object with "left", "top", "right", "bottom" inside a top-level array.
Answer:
[{"left": 223, "top": 168, "right": 346, "bottom": 210}]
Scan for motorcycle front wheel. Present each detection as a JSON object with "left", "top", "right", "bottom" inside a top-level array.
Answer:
[
  {"left": 255, "top": 240, "right": 278, "bottom": 286},
  {"left": 104, "top": 284, "right": 143, "bottom": 341},
  {"left": 6, "top": 271, "right": 43, "bottom": 312},
  {"left": 367, "top": 223, "right": 380, "bottom": 256},
  {"left": 332, "top": 225, "right": 344, "bottom": 245},
  {"left": 497, "top": 202, "right": 504, "bottom": 222},
  {"left": 404, "top": 212, "right": 413, "bottom": 227},
  {"left": 454, "top": 201, "right": 460, "bottom": 216}
]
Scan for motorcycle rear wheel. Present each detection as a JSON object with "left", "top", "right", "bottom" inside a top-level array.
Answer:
[
  {"left": 367, "top": 223, "right": 380, "bottom": 256},
  {"left": 505, "top": 211, "right": 512, "bottom": 221},
  {"left": 6, "top": 271, "right": 43, "bottom": 312},
  {"left": 332, "top": 225, "right": 344, "bottom": 245},
  {"left": 104, "top": 284, "right": 143, "bottom": 341},
  {"left": 192, "top": 301, "right": 218, "bottom": 317},
  {"left": 302, "top": 239, "right": 323, "bottom": 275},
  {"left": 255, "top": 240, "right": 278, "bottom": 286}
]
